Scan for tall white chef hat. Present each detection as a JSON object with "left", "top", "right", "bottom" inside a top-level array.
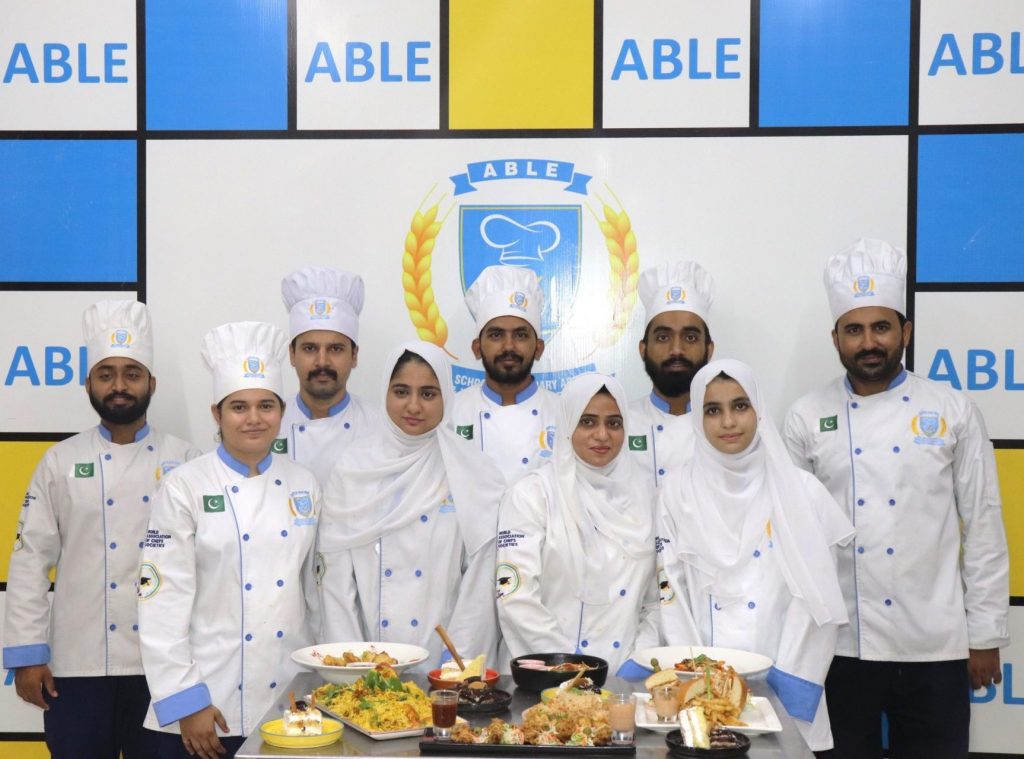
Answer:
[
  {"left": 82, "top": 299, "right": 154, "bottom": 374},
  {"left": 464, "top": 265, "right": 543, "bottom": 336},
  {"left": 281, "top": 266, "right": 365, "bottom": 343},
  {"left": 638, "top": 261, "right": 715, "bottom": 328},
  {"left": 824, "top": 238, "right": 907, "bottom": 322},
  {"left": 202, "top": 322, "right": 287, "bottom": 404}
]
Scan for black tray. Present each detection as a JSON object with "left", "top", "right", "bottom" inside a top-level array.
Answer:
[
  {"left": 421, "top": 734, "right": 635, "bottom": 755},
  {"left": 665, "top": 729, "right": 750, "bottom": 758},
  {"left": 457, "top": 689, "right": 513, "bottom": 715}
]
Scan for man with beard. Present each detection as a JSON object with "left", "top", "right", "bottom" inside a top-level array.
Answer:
[
  {"left": 450, "top": 265, "right": 559, "bottom": 486},
  {"left": 783, "top": 239, "right": 1009, "bottom": 759},
  {"left": 3, "top": 300, "right": 199, "bottom": 759},
  {"left": 278, "top": 266, "right": 377, "bottom": 484},
  {"left": 628, "top": 261, "right": 715, "bottom": 489}
]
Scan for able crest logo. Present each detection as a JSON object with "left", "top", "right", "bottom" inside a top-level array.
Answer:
[
  {"left": 665, "top": 286, "right": 686, "bottom": 304},
  {"left": 852, "top": 275, "right": 876, "bottom": 298},
  {"left": 309, "top": 298, "right": 332, "bottom": 320},
  {"left": 242, "top": 356, "right": 266, "bottom": 378},
  {"left": 537, "top": 425, "right": 556, "bottom": 459},
  {"left": 111, "top": 329, "right": 133, "bottom": 347},
  {"left": 401, "top": 157, "right": 643, "bottom": 392},
  {"left": 912, "top": 410, "right": 947, "bottom": 446}
]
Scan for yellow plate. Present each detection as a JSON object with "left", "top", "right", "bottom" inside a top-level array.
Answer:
[
  {"left": 260, "top": 717, "right": 343, "bottom": 748},
  {"left": 541, "top": 687, "right": 612, "bottom": 703}
]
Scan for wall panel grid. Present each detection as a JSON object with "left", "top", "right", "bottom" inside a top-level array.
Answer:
[{"left": 1, "top": 1, "right": 1021, "bottom": 754}]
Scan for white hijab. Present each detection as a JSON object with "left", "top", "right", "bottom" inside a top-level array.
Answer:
[
  {"left": 663, "top": 359, "right": 853, "bottom": 626},
  {"left": 547, "top": 373, "right": 655, "bottom": 605},
  {"left": 320, "top": 341, "right": 503, "bottom": 556}
]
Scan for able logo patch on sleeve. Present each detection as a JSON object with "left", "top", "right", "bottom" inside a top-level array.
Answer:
[
  {"left": 138, "top": 562, "right": 162, "bottom": 600},
  {"left": 496, "top": 562, "right": 521, "bottom": 599},
  {"left": 628, "top": 435, "right": 648, "bottom": 451},
  {"left": 819, "top": 415, "right": 838, "bottom": 432},
  {"left": 73, "top": 462, "right": 95, "bottom": 478},
  {"left": 203, "top": 495, "right": 225, "bottom": 513}
]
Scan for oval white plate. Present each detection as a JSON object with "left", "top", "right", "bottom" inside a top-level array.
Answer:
[
  {"left": 291, "top": 641, "right": 430, "bottom": 684},
  {"left": 633, "top": 646, "right": 774, "bottom": 678}
]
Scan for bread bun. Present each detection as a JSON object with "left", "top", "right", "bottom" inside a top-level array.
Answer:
[{"left": 644, "top": 669, "right": 679, "bottom": 692}]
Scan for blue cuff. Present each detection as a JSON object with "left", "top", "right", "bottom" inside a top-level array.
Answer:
[
  {"left": 3, "top": 644, "right": 50, "bottom": 669},
  {"left": 766, "top": 666, "right": 822, "bottom": 723},
  {"left": 616, "top": 659, "right": 653, "bottom": 680},
  {"left": 439, "top": 649, "right": 453, "bottom": 666},
  {"left": 153, "top": 683, "right": 213, "bottom": 726}
]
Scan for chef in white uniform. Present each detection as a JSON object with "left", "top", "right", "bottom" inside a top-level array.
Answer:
[
  {"left": 450, "top": 265, "right": 560, "bottom": 486},
  {"left": 658, "top": 359, "right": 854, "bottom": 752},
  {"left": 496, "top": 373, "right": 659, "bottom": 675},
  {"left": 3, "top": 300, "right": 199, "bottom": 759},
  {"left": 783, "top": 240, "right": 1010, "bottom": 759},
  {"left": 138, "top": 322, "right": 320, "bottom": 759},
  {"left": 318, "top": 341, "right": 504, "bottom": 671},
  {"left": 276, "top": 266, "right": 377, "bottom": 485},
  {"left": 628, "top": 261, "right": 715, "bottom": 490}
]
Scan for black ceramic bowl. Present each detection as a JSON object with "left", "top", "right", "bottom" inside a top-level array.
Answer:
[
  {"left": 509, "top": 653, "right": 609, "bottom": 692},
  {"left": 665, "top": 728, "right": 750, "bottom": 758}
]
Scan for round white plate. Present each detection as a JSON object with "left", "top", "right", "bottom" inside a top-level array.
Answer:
[
  {"left": 633, "top": 646, "right": 774, "bottom": 678},
  {"left": 291, "top": 641, "right": 430, "bottom": 684}
]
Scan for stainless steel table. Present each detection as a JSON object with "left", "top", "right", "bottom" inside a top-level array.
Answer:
[{"left": 236, "top": 672, "right": 813, "bottom": 758}]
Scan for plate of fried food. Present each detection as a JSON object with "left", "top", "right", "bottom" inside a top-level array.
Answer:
[
  {"left": 292, "top": 641, "right": 429, "bottom": 684},
  {"left": 635, "top": 664, "right": 781, "bottom": 736},
  {"left": 312, "top": 664, "right": 438, "bottom": 739},
  {"left": 634, "top": 647, "right": 773, "bottom": 679}
]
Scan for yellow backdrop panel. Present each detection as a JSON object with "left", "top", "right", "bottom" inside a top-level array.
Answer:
[
  {"left": 449, "top": 0, "right": 593, "bottom": 128},
  {"left": 0, "top": 442, "right": 55, "bottom": 584},
  {"left": 997, "top": 449, "right": 1023, "bottom": 597}
]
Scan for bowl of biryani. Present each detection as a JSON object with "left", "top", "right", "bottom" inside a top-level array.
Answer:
[{"left": 292, "top": 641, "right": 429, "bottom": 684}]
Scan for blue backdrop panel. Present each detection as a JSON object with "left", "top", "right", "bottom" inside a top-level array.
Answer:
[
  {"left": 146, "top": 0, "right": 288, "bottom": 130},
  {"left": 759, "top": 0, "right": 910, "bottom": 127},
  {"left": 0, "top": 140, "right": 137, "bottom": 282},
  {"left": 918, "top": 133, "right": 1024, "bottom": 283}
]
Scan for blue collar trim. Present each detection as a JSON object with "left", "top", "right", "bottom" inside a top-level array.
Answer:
[
  {"left": 98, "top": 423, "right": 150, "bottom": 443},
  {"left": 482, "top": 378, "right": 538, "bottom": 405},
  {"left": 217, "top": 445, "right": 272, "bottom": 477},
  {"left": 649, "top": 393, "right": 689, "bottom": 414},
  {"left": 844, "top": 367, "right": 908, "bottom": 395},
  {"left": 296, "top": 392, "right": 351, "bottom": 419}
]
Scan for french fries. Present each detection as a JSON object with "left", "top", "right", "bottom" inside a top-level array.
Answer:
[{"left": 684, "top": 695, "right": 746, "bottom": 729}]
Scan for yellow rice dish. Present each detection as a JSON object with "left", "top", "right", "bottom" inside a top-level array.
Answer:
[{"left": 313, "top": 665, "right": 432, "bottom": 732}]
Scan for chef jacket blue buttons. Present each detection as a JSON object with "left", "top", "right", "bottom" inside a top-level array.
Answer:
[
  {"left": 110, "top": 542, "right": 117, "bottom": 549},
  {"left": 344, "top": 422, "right": 351, "bottom": 429},
  {"left": 243, "top": 533, "right": 250, "bottom": 541},
  {"left": 886, "top": 547, "right": 894, "bottom": 555},
  {"left": 107, "top": 498, "right": 114, "bottom": 506},
  {"left": 245, "top": 583, "right": 252, "bottom": 591},
  {"left": 270, "top": 682, "right": 277, "bottom": 688},
  {"left": 110, "top": 624, "right": 116, "bottom": 631},
  {"left": 139, "top": 541, "right": 144, "bottom": 549},
  {"left": 420, "top": 514, "right": 428, "bottom": 523},
  {"left": 275, "top": 479, "right": 282, "bottom": 486},
  {"left": 105, "top": 453, "right": 112, "bottom": 460},
  {"left": 902, "top": 396, "right": 910, "bottom": 402},
  {"left": 884, "top": 599, "right": 893, "bottom": 606},
  {"left": 142, "top": 495, "right": 149, "bottom": 503},
  {"left": 753, "top": 550, "right": 761, "bottom": 558},
  {"left": 714, "top": 603, "right": 722, "bottom": 611},
  {"left": 132, "top": 624, "right": 138, "bottom": 631},
  {"left": 415, "top": 569, "right": 422, "bottom": 577},
  {"left": 658, "top": 468, "right": 665, "bottom": 476},
  {"left": 619, "top": 589, "right": 626, "bottom": 596},
  {"left": 747, "top": 601, "right": 756, "bottom": 609},
  {"left": 893, "top": 446, "right": 900, "bottom": 453},
  {"left": 532, "top": 409, "right": 538, "bottom": 416},
  {"left": 382, "top": 620, "right": 389, "bottom": 628},
  {"left": 857, "top": 499, "right": 865, "bottom": 506},
  {"left": 245, "top": 633, "right": 253, "bottom": 641},
  {"left": 889, "top": 499, "right": 896, "bottom": 506},
  {"left": 521, "top": 457, "right": 529, "bottom": 464},
  {"left": 483, "top": 412, "right": 491, "bottom": 419},
  {"left": 281, "top": 530, "right": 288, "bottom": 537},
  {"left": 147, "top": 445, "right": 154, "bottom": 452},
  {"left": 277, "top": 579, "right": 284, "bottom": 587},
  {"left": 277, "top": 630, "right": 284, "bottom": 638},
  {"left": 854, "top": 448, "right": 862, "bottom": 455},
  {"left": 851, "top": 402, "right": 859, "bottom": 409},
  {"left": 857, "top": 546, "right": 865, "bottom": 554},
  {"left": 657, "top": 424, "right": 664, "bottom": 432},
  {"left": 384, "top": 569, "right": 393, "bottom": 577},
  {"left": 581, "top": 640, "right": 589, "bottom": 647},
  {"left": 411, "top": 619, "right": 419, "bottom": 627},
  {"left": 110, "top": 582, "right": 117, "bottom": 589},
  {"left": 613, "top": 641, "right": 621, "bottom": 648},
  {"left": 231, "top": 486, "right": 239, "bottom": 493},
  {"left": 299, "top": 425, "right": 306, "bottom": 433}
]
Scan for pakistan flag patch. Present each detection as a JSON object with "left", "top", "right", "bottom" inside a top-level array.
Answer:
[
  {"left": 73, "top": 463, "right": 95, "bottom": 478},
  {"left": 819, "top": 415, "right": 839, "bottom": 432},
  {"left": 271, "top": 438, "right": 288, "bottom": 454},
  {"left": 456, "top": 425, "right": 473, "bottom": 440},
  {"left": 203, "top": 495, "right": 226, "bottom": 513},
  {"left": 628, "top": 435, "right": 648, "bottom": 451}
]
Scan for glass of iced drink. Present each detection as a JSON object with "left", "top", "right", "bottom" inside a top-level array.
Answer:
[
  {"left": 652, "top": 683, "right": 678, "bottom": 723},
  {"left": 609, "top": 693, "right": 636, "bottom": 744}
]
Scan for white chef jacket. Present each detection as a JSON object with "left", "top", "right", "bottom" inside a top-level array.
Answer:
[
  {"left": 657, "top": 469, "right": 844, "bottom": 752},
  {"left": 783, "top": 369, "right": 1010, "bottom": 661},
  {"left": 496, "top": 467, "right": 660, "bottom": 673},
  {"left": 318, "top": 491, "right": 498, "bottom": 672},
  {"left": 449, "top": 380, "right": 560, "bottom": 486},
  {"left": 627, "top": 394, "right": 695, "bottom": 489},
  {"left": 3, "top": 425, "right": 198, "bottom": 677},
  {"left": 138, "top": 448, "right": 320, "bottom": 737},
  {"left": 275, "top": 392, "right": 378, "bottom": 485}
]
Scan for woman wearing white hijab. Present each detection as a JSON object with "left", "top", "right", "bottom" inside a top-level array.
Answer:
[
  {"left": 496, "top": 373, "right": 659, "bottom": 674},
  {"left": 657, "top": 359, "right": 854, "bottom": 752},
  {"left": 318, "top": 341, "right": 503, "bottom": 669}
]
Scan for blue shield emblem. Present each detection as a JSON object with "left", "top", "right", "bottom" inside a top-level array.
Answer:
[
  {"left": 246, "top": 356, "right": 262, "bottom": 375},
  {"left": 668, "top": 286, "right": 683, "bottom": 303},
  {"left": 114, "top": 329, "right": 129, "bottom": 345},
  {"left": 292, "top": 492, "right": 313, "bottom": 516},
  {"left": 460, "top": 205, "right": 581, "bottom": 339},
  {"left": 855, "top": 275, "right": 872, "bottom": 294},
  {"left": 313, "top": 299, "right": 328, "bottom": 316},
  {"left": 919, "top": 411, "right": 939, "bottom": 437}
]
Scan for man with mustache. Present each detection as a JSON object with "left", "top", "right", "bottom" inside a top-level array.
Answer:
[
  {"left": 3, "top": 300, "right": 199, "bottom": 758},
  {"left": 450, "top": 265, "right": 559, "bottom": 486},
  {"left": 278, "top": 267, "right": 377, "bottom": 485},
  {"left": 783, "top": 239, "right": 1009, "bottom": 759},
  {"left": 627, "top": 261, "right": 715, "bottom": 489}
]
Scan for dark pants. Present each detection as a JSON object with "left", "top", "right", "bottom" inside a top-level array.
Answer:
[
  {"left": 818, "top": 656, "right": 970, "bottom": 759},
  {"left": 147, "top": 729, "right": 246, "bottom": 759},
  {"left": 42, "top": 675, "right": 158, "bottom": 759}
]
